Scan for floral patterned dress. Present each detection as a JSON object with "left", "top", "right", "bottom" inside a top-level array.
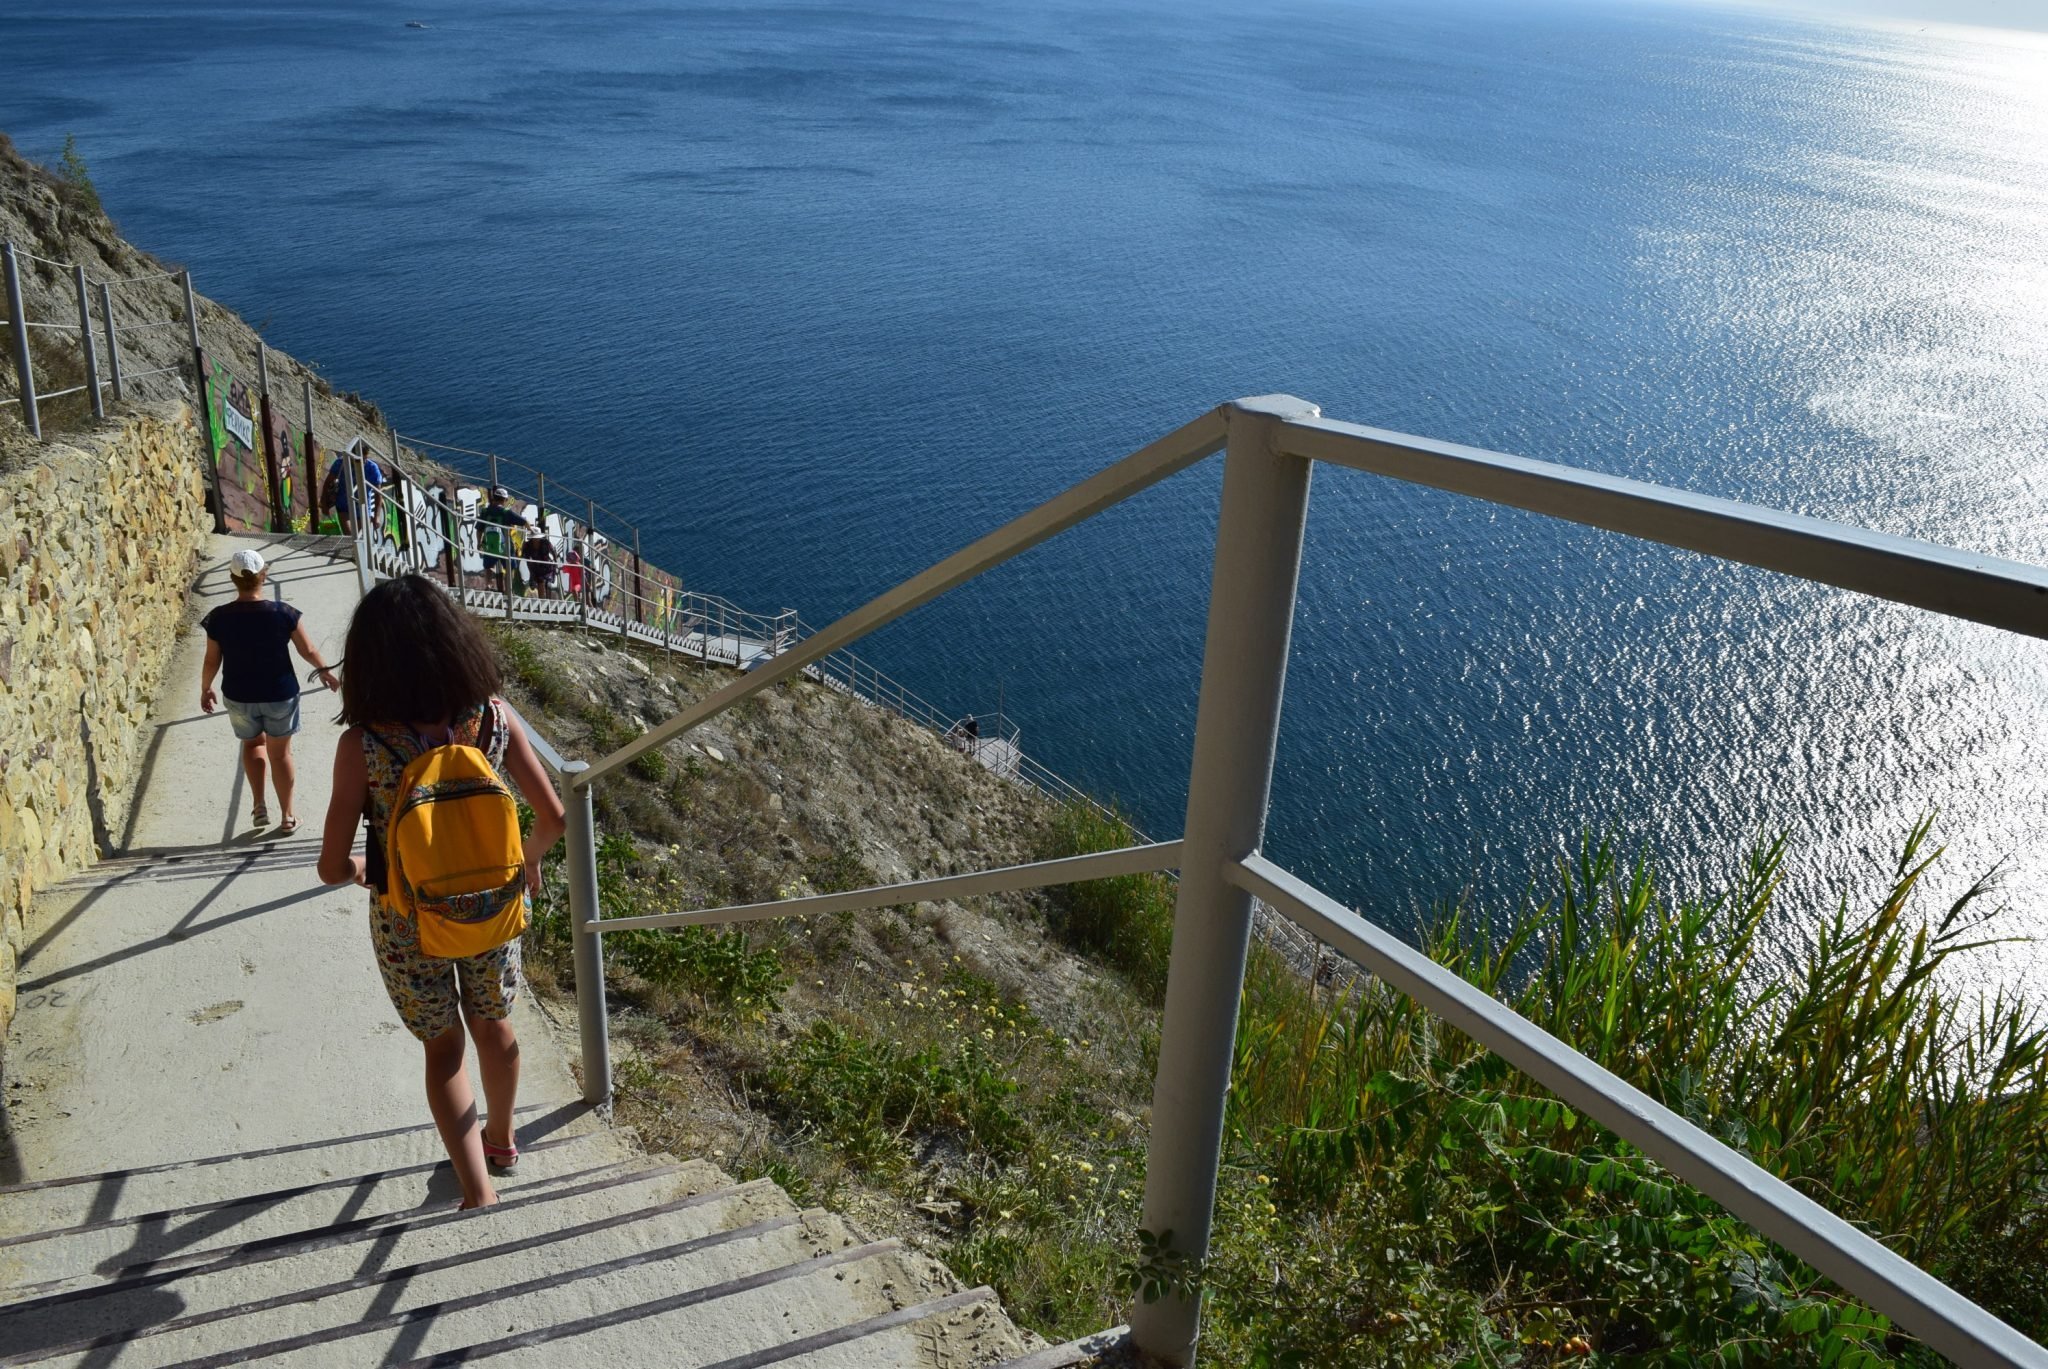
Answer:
[{"left": 361, "top": 698, "right": 522, "bottom": 1041}]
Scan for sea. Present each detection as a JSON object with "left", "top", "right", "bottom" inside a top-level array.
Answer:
[{"left": 7, "top": 0, "right": 2048, "bottom": 987}]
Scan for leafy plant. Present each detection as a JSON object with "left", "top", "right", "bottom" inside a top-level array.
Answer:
[
  {"left": 56, "top": 134, "right": 101, "bottom": 217},
  {"left": 1037, "top": 798, "right": 1175, "bottom": 1000}
]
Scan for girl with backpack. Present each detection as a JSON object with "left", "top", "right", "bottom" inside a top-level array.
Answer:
[{"left": 316, "top": 574, "right": 565, "bottom": 1209}]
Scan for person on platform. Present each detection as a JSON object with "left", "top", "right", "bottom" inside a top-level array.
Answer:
[
  {"left": 522, "top": 519, "right": 558, "bottom": 596},
  {"left": 316, "top": 573, "right": 565, "bottom": 1210},
  {"left": 198, "top": 547, "right": 340, "bottom": 833},
  {"left": 323, "top": 447, "right": 387, "bottom": 537},
  {"left": 478, "top": 487, "right": 523, "bottom": 590}
]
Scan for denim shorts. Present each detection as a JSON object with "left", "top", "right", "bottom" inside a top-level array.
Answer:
[{"left": 223, "top": 695, "right": 301, "bottom": 741}]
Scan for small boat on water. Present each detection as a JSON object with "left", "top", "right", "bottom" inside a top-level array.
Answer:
[{"left": 405, "top": 19, "right": 429, "bottom": 28}]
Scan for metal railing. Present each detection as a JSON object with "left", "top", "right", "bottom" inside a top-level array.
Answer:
[
  {"left": 3, "top": 240, "right": 200, "bottom": 439},
  {"left": 348, "top": 430, "right": 1090, "bottom": 806},
  {"left": 529, "top": 395, "right": 2048, "bottom": 1367}
]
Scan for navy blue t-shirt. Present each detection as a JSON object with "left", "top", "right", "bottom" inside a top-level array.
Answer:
[{"left": 201, "top": 600, "right": 302, "bottom": 704}]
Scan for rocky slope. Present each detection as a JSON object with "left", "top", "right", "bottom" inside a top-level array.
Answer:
[{"left": 0, "top": 133, "right": 389, "bottom": 460}]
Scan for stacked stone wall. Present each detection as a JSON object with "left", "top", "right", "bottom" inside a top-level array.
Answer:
[{"left": 0, "top": 405, "right": 209, "bottom": 1029}]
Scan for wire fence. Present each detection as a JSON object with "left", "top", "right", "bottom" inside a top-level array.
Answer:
[{"left": 4, "top": 239, "right": 201, "bottom": 437}]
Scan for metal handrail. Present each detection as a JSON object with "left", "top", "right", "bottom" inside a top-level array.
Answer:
[
  {"left": 1228, "top": 852, "right": 2045, "bottom": 1369},
  {"left": 573, "top": 408, "right": 1229, "bottom": 787},
  {"left": 582, "top": 840, "right": 1182, "bottom": 935},
  {"left": 542, "top": 394, "right": 2048, "bottom": 1367}
]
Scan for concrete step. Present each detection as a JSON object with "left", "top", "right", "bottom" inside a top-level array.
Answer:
[
  {"left": 14, "top": 1188, "right": 823, "bottom": 1369},
  {"left": 144, "top": 1210, "right": 895, "bottom": 1368},
  {"left": 0, "top": 1161, "right": 758, "bottom": 1364},
  {"left": 360, "top": 1236, "right": 1014, "bottom": 1369},
  {"left": 0, "top": 1104, "right": 617, "bottom": 1236},
  {"left": 0, "top": 1130, "right": 615, "bottom": 1293},
  {"left": 996, "top": 1326, "right": 1131, "bottom": 1367},
  {"left": 421, "top": 1284, "right": 1019, "bottom": 1369}
]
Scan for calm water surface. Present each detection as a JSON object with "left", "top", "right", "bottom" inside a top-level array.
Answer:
[{"left": 8, "top": 0, "right": 2048, "bottom": 983}]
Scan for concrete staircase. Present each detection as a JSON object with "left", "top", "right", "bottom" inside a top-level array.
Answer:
[
  {"left": 0, "top": 1115, "right": 1032, "bottom": 1366},
  {"left": 0, "top": 535, "right": 1108, "bottom": 1368}
]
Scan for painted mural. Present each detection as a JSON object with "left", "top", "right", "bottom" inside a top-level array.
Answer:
[{"left": 201, "top": 355, "right": 273, "bottom": 533}]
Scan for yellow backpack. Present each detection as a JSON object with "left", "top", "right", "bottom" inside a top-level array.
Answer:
[{"left": 378, "top": 723, "right": 528, "bottom": 960}]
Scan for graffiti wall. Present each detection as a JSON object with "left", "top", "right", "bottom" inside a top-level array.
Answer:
[{"left": 200, "top": 353, "right": 273, "bottom": 533}]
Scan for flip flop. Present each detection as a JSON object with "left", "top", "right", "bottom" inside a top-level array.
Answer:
[{"left": 483, "top": 1135, "right": 519, "bottom": 1172}]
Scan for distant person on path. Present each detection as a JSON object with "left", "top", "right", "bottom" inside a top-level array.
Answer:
[
  {"left": 199, "top": 548, "right": 340, "bottom": 833},
  {"left": 478, "top": 487, "right": 523, "bottom": 590},
  {"left": 316, "top": 574, "right": 566, "bottom": 1210},
  {"left": 522, "top": 519, "right": 558, "bottom": 597},
  {"left": 323, "top": 448, "right": 387, "bottom": 537}
]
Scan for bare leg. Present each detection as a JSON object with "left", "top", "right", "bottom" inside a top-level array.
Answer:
[
  {"left": 423, "top": 1025, "right": 495, "bottom": 1208},
  {"left": 240, "top": 739, "right": 268, "bottom": 819},
  {"left": 264, "top": 733, "right": 296, "bottom": 825},
  {"left": 467, "top": 1010, "right": 522, "bottom": 1152}
]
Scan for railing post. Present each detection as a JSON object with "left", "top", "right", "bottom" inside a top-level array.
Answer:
[
  {"left": 1131, "top": 396, "right": 1317, "bottom": 1368},
  {"left": 302, "top": 377, "right": 319, "bottom": 532},
  {"left": 256, "top": 343, "right": 287, "bottom": 531},
  {"left": 98, "top": 281, "right": 122, "bottom": 404},
  {"left": 581, "top": 498, "right": 596, "bottom": 633},
  {"left": 182, "top": 270, "right": 227, "bottom": 533},
  {"left": 73, "top": 264, "right": 104, "bottom": 420},
  {"left": 4, "top": 243, "right": 39, "bottom": 439},
  {"left": 388, "top": 427, "right": 414, "bottom": 572},
  {"left": 562, "top": 764, "right": 612, "bottom": 1106}
]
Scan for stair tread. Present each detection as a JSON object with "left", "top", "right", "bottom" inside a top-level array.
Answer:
[
  {"left": 417, "top": 1284, "right": 1015, "bottom": 1369},
  {"left": 1, "top": 1176, "right": 789, "bottom": 1366},
  {"left": 0, "top": 1133, "right": 614, "bottom": 1290},
  {"left": 162, "top": 1232, "right": 912, "bottom": 1369},
  {"left": 996, "top": 1326, "right": 1131, "bottom": 1368},
  {"left": 0, "top": 1160, "right": 715, "bottom": 1310},
  {"left": 0, "top": 1105, "right": 613, "bottom": 1232}
]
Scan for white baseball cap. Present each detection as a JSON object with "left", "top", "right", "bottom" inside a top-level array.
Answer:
[{"left": 229, "top": 548, "right": 266, "bottom": 576}]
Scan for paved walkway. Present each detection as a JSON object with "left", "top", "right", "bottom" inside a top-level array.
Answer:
[
  {"left": 0, "top": 535, "right": 1064, "bottom": 1367},
  {"left": 0, "top": 532, "right": 587, "bottom": 1186}
]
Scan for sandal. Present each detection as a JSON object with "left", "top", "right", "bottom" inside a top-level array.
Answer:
[
  {"left": 483, "top": 1134, "right": 519, "bottom": 1172},
  {"left": 278, "top": 815, "right": 300, "bottom": 834},
  {"left": 252, "top": 802, "right": 270, "bottom": 828}
]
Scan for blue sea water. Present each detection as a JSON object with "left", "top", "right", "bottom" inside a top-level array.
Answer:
[{"left": 7, "top": 0, "right": 2048, "bottom": 981}]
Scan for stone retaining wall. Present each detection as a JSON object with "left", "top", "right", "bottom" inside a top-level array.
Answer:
[{"left": 0, "top": 405, "right": 209, "bottom": 1029}]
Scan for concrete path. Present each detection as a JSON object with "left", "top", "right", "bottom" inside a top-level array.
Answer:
[{"left": 0, "top": 535, "right": 1057, "bottom": 1367}]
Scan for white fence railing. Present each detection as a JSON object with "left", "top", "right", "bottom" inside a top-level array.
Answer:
[{"left": 538, "top": 395, "right": 2048, "bottom": 1368}]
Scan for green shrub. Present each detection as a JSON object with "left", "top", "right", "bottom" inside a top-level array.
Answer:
[
  {"left": 1195, "top": 822, "right": 2048, "bottom": 1366},
  {"left": 1037, "top": 799, "right": 1175, "bottom": 1001},
  {"left": 56, "top": 135, "right": 101, "bottom": 217},
  {"left": 764, "top": 1020, "right": 1028, "bottom": 1169}
]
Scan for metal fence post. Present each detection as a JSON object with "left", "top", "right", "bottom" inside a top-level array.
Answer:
[
  {"left": 1130, "top": 396, "right": 1318, "bottom": 1368},
  {"left": 562, "top": 764, "right": 612, "bottom": 1106},
  {"left": 354, "top": 444, "right": 376, "bottom": 593},
  {"left": 256, "top": 343, "right": 288, "bottom": 531},
  {"left": 388, "top": 427, "right": 414, "bottom": 572},
  {"left": 301, "top": 377, "right": 319, "bottom": 532},
  {"left": 72, "top": 264, "right": 104, "bottom": 420},
  {"left": 98, "top": 281, "right": 122, "bottom": 404},
  {"left": 581, "top": 498, "right": 596, "bottom": 633},
  {"left": 4, "top": 243, "right": 39, "bottom": 439},
  {"left": 182, "top": 270, "right": 227, "bottom": 533}
]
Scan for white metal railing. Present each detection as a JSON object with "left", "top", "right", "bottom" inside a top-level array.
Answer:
[
  {"left": 536, "top": 395, "right": 2048, "bottom": 1368},
  {"left": 349, "top": 433, "right": 1095, "bottom": 810}
]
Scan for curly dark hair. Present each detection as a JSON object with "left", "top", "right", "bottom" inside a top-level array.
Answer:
[{"left": 339, "top": 574, "right": 502, "bottom": 727}]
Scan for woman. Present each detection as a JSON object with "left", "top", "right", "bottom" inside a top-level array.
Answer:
[
  {"left": 317, "top": 574, "right": 565, "bottom": 1209},
  {"left": 199, "top": 547, "right": 340, "bottom": 832}
]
